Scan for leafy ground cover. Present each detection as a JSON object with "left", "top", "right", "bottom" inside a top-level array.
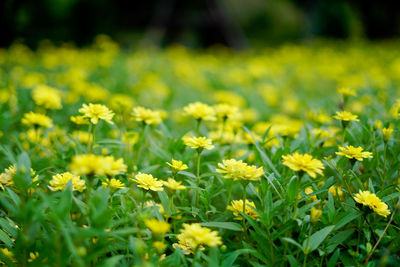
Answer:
[{"left": 0, "top": 36, "right": 399, "bottom": 266}]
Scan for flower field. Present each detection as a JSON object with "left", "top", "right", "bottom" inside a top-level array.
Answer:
[{"left": 0, "top": 36, "right": 400, "bottom": 266}]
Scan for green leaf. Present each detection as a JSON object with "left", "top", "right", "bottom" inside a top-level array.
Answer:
[
  {"left": 327, "top": 249, "right": 340, "bottom": 267},
  {"left": 0, "top": 229, "right": 13, "bottom": 247},
  {"left": 286, "top": 176, "right": 298, "bottom": 203},
  {"left": 200, "top": 222, "right": 242, "bottom": 231},
  {"left": 221, "top": 249, "right": 254, "bottom": 267},
  {"left": 98, "top": 255, "right": 124, "bottom": 267},
  {"left": 334, "top": 212, "right": 360, "bottom": 230},
  {"left": 282, "top": 237, "right": 303, "bottom": 251},
  {"left": 303, "top": 225, "right": 335, "bottom": 253}
]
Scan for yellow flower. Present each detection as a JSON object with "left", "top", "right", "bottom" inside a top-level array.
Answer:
[
  {"left": 70, "top": 115, "right": 89, "bottom": 125},
  {"left": 329, "top": 185, "right": 344, "bottom": 199},
  {"left": 0, "top": 165, "right": 38, "bottom": 190},
  {"left": 304, "top": 186, "right": 318, "bottom": 202},
  {"left": 166, "top": 159, "right": 188, "bottom": 172},
  {"left": 22, "top": 112, "right": 53, "bottom": 128},
  {"left": 354, "top": 190, "right": 390, "bottom": 218},
  {"left": 69, "top": 154, "right": 127, "bottom": 177},
  {"left": 0, "top": 248, "right": 15, "bottom": 263},
  {"left": 282, "top": 152, "right": 324, "bottom": 178},
  {"left": 28, "top": 252, "right": 39, "bottom": 262},
  {"left": 338, "top": 87, "right": 356, "bottom": 97},
  {"left": 214, "top": 104, "right": 239, "bottom": 121},
  {"left": 336, "top": 145, "right": 373, "bottom": 161},
  {"left": 102, "top": 178, "right": 125, "bottom": 190},
  {"left": 183, "top": 102, "right": 216, "bottom": 121},
  {"left": 49, "top": 172, "right": 86, "bottom": 192},
  {"left": 32, "top": 84, "right": 62, "bottom": 109},
  {"left": 144, "top": 201, "right": 164, "bottom": 213},
  {"left": 132, "top": 106, "right": 163, "bottom": 125},
  {"left": 153, "top": 241, "right": 167, "bottom": 253},
  {"left": 162, "top": 178, "right": 186, "bottom": 190},
  {"left": 79, "top": 103, "right": 114, "bottom": 124},
  {"left": 176, "top": 223, "right": 222, "bottom": 250},
  {"left": 227, "top": 199, "right": 259, "bottom": 220},
  {"left": 182, "top": 136, "right": 214, "bottom": 151},
  {"left": 131, "top": 172, "right": 163, "bottom": 191},
  {"left": 310, "top": 207, "right": 322, "bottom": 223},
  {"left": 381, "top": 125, "right": 394, "bottom": 142},
  {"left": 216, "top": 159, "right": 264, "bottom": 181},
  {"left": 333, "top": 111, "right": 359, "bottom": 122},
  {"left": 145, "top": 218, "right": 171, "bottom": 235}
]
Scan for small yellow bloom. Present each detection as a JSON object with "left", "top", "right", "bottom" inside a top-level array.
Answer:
[
  {"left": 144, "top": 201, "right": 164, "bottom": 214},
  {"left": 166, "top": 159, "right": 188, "bottom": 172},
  {"left": 162, "top": 178, "right": 186, "bottom": 190},
  {"left": 310, "top": 207, "right": 322, "bottom": 223},
  {"left": 131, "top": 172, "right": 163, "bottom": 191},
  {"left": 282, "top": 152, "right": 324, "bottom": 178},
  {"left": 336, "top": 145, "right": 372, "bottom": 161},
  {"left": 304, "top": 186, "right": 318, "bottom": 202},
  {"left": 0, "top": 248, "right": 16, "bottom": 263},
  {"left": 216, "top": 159, "right": 264, "bottom": 181},
  {"left": 354, "top": 190, "right": 390, "bottom": 218},
  {"left": 145, "top": 218, "right": 171, "bottom": 235},
  {"left": 329, "top": 185, "right": 344, "bottom": 199},
  {"left": 183, "top": 102, "right": 216, "bottom": 121},
  {"left": 69, "top": 154, "right": 127, "bottom": 177},
  {"left": 102, "top": 178, "right": 125, "bottom": 190},
  {"left": 22, "top": 112, "right": 53, "bottom": 128},
  {"left": 28, "top": 252, "right": 39, "bottom": 262},
  {"left": 153, "top": 241, "right": 167, "bottom": 253},
  {"left": 333, "top": 111, "right": 359, "bottom": 122},
  {"left": 32, "top": 84, "right": 62, "bottom": 109},
  {"left": 132, "top": 106, "right": 163, "bottom": 125},
  {"left": 183, "top": 136, "right": 214, "bottom": 151},
  {"left": 176, "top": 223, "right": 222, "bottom": 250},
  {"left": 79, "top": 103, "right": 114, "bottom": 124},
  {"left": 70, "top": 115, "right": 89, "bottom": 125},
  {"left": 381, "top": 125, "right": 394, "bottom": 142},
  {"left": 338, "top": 87, "right": 356, "bottom": 97},
  {"left": 49, "top": 172, "right": 86, "bottom": 192},
  {"left": 227, "top": 199, "right": 259, "bottom": 220}
]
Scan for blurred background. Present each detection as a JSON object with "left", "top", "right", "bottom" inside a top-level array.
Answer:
[{"left": 1, "top": 0, "right": 399, "bottom": 49}]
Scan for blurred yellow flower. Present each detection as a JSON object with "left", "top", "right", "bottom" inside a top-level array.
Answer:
[
  {"left": 145, "top": 218, "right": 171, "bottom": 235},
  {"left": 227, "top": 199, "right": 259, "bottom": 220},
  {"left": 69, "top": 154, "right": 127, "bottom": 177},
  {"left": 162, "top": 178, "right": 186, "bottom": 190},
  {"left": 32, "top": 84, "right": 62, "bottom": 109},
  {"left": 132, "top": 106, "right": 163, "bottom": 125},
  {"left": 310, "top": 207, "right": 322, "bottom": 223},
  {"left": 183, "top": 136, "right": 214, "bottom": 151},
  {"left": 176, "top": 223, "right": 222, "bottom": 250},
  {"left": 183, "top": 102, "right": 216, "bottom": 121},
  {"left": 22, "top": 112, "right": 53, "bottom": 128},
  {"left": 70, "top": 115, "right": 89, "bottom": 125},
  {"left": 102, "top": 178, "right": 125, "bottom": 190},
  {"left": 333, "top": 111, "right": 359, "bottom": 122},
  {"left": 49, "top": 172, "right": 86, "bottom": 192}
]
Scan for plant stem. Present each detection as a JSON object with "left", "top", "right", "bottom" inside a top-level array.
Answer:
[
  {"left": 87, "top": 123, "right": 92, "bottom": 152},
  {"left": 242, "top": 183, "right": 249, "bottom": 243},
  {"left": 195, "top": 152, "right": 201, "bottom": 208},
  {"left": 292, "top": 175, "right": 301, "bottom": 220},
  {"left": 303, "top": 226, "right": 312, "bottom": 267}
]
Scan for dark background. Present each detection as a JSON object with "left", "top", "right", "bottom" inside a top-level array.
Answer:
[{"left": 1, "top": 0, "right": 400, "bottom": 49}]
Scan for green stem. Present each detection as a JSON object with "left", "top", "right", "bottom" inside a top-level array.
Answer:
[
  {"left": 195, "top": 119, "right": 201, "bottom": 136},
  {"left": 226, "top": 181, "right": 233, "bottom": 208},
  {"left": 87, "top": 123, "right": 92, "bottom": 152},
  {"left": 195, "top": 152, "right": 201, "bottom": 208},
  {"left": 292, "top": 175, "right": 301, "bottom": 220},
  {"left": 303, "top": 226, "right": 313, "bottom": 267},
  {"left": 381, "top": 143, "right": 387, "bottom": 191},
  {"left": 242, "top": 183, "right": 249, "bottom": 243}
]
